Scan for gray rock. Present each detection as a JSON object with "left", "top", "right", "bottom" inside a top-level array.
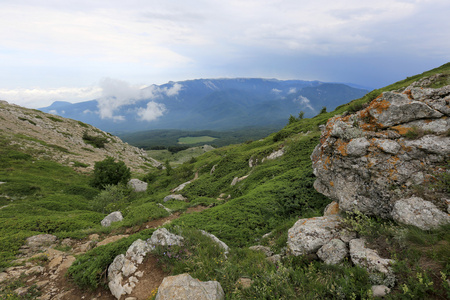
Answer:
[
  {"left": 101, "top": 211, "right": 123, "bottom": 227},
  {"left": 249, "top": 245, "right": 274, "bottom": 257},
  {"left": 265, "top": 148, "right": 285, "bottom": 160},
  {"left": 372, "top": 285, "right": 391, "bottom": 297},
  {"left": 391, "top": 197, "right": 450, "bottom": 230},
  {"left": 126, "top": 239, "right": 151, "bottom": 264},
  {"left": 317, "top": 239, "right": 348, "bottom": 265},
  {"left": 155, "top": 273, "right": 224, "bottom": 300},
  {"left": 347, "top": 137, "right": 370, "bottom": 156},
  {"left": 375, "top": 139, "right": 401, "bottom": 155},
  {"left": 163, "top": 194, "right": 187, "bottom": 202},
  {"left": 172, "top": 180, "right": 192, "bottom": 192},
  {"left": 128, "top": 179, "right": 148, "bottom": 192},
  {"left": 266, "top": 254, "right": 282, "bottom": 264},
  {"left": 200, "top": 230, "right": 229, "bottom": 256},
  {"left": 349, "top": 239, "right": 392, "bottom": 274},
  {"left": 287, "top": 215, "right": 342, "bottom": 256},
  {"left": 339, "top": 229, "right": 358, "bottom": 243},
  {"left": 25, "top": 234, "right": 57, "bottom": 250},
  {"left": 147, "top": 228, "right": 184, "bottom": 247}
]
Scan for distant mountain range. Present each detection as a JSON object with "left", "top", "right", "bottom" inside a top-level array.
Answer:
[{"left": 39, "top": 78, "right": 369, "bottom": 133}]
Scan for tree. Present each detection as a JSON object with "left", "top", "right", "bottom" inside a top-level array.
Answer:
[
  {"left": 91, "top": 157, "right": 131, "bottom": 189},
  {"left": 288, "top": 115, "right": 297, "bottom": 125},
  {"left": 298, "top": 111, "right": 305, "bottom": 120},
  {"left": 320, "top": 106, "right": 327, "bottom": 114}
]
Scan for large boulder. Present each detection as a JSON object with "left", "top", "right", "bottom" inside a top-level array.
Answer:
[
  {"left": 287, "top": 215, "right": 342, "bottom": 256},
  {"left": 311, "top": 83, "right": 450, "bottom": 228},
  {"left": 155, "top": 273, "right": 224, "bottom": 300},
  {"left": 25, "top": 234, "right": 57, "bottom": 251},
  {"left": 101, "top": 211, "right": 123, "bottom": 227}
]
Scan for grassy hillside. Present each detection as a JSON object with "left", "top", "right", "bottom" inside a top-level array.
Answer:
[{"left": 1, "top": 63, "right": 450, "bottom": 299}]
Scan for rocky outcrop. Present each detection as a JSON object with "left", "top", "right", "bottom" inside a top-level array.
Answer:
[
  {"left": 147, "top": 228, "right": 184, "bottom": 248},
  {"left": 101, "top": 211, "right": 124, "bottom": 227},
  {"left": 155, "top": 273, "right": 225, "bottom": 300},
  {"left": 311, "top": 83, "right": 450, "bottom": 229}
]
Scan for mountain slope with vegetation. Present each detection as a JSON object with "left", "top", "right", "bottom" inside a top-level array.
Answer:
[{"left": 0, "top": 63, "right": 449, "bottom": 299}]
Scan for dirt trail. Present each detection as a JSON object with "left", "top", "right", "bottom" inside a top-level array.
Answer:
[{"left": 9, "top": 206, "right": 208, "bottom": 300}]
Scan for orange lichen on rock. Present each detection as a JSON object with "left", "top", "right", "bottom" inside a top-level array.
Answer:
[
  {"left": 392, "top": 125, "right": 411, "bottom": 135},
  {"left": 335, "top": 140, "right": 348, "bottom": 156},
  {"left": 403, "top": 89, "right": 413, "bottom": 100},
  {"left": 330, "top": 181, "right": 334, "bottom": 187}
]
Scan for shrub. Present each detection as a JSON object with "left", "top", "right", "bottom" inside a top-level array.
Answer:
[
  {"left": 82, "top": 131, "right": 108, "bottom": 148},
  {"left": 91, "top": 157, "right": 131, "bottom": 189}
]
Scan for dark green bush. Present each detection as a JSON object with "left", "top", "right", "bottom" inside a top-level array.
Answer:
[
  {"left": 91, "top": 157, "right": 131, "bottom": 189},
  {"left": 82, "top": 132, "right": 108, "bottom": 148}
]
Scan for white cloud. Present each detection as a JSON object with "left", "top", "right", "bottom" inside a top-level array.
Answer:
[
  {"left": 0, "top": 86, "right": 101, "bottom": 108},
  {"left": 288, "top": 88, "right": 297, "bottom": 94},
  {"left": 137, "top": 101, "right": 167, "bottom": 122},
  {"left": 97, "top": 78, "right": 180, "bottom": 120},
  {"left": 271, "top": 88, "right": 282, "bottom": 93},
  {"left": 294, "top": 96, "right": 315, "bottom": 111}
]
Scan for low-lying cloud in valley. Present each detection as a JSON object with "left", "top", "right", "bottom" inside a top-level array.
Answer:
[{"left": 96, "top": 78, "right": 182, "bottom": 122}]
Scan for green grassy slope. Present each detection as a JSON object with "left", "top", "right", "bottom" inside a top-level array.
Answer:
[{"left": 1, "top": 63, "right": 449, "bottom": 298}]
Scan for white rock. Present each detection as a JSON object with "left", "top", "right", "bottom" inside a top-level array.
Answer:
[
  {"left": 201, "top": 230, "right": 229, "bottom": 256},
  {"left": 101, "top": 211, "right": 123, "bottom": 227},
  {"left": 163, "top": 194, "right": 187, "bottom": 202}
]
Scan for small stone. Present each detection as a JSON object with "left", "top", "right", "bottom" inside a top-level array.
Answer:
[
  {"left": 48, "top": 255, "right": 63, "bottom": 270},
  {"left": 89, "top": 234, "right": 100, "bottom": 241},
  {"left": 323, "top": 201, "right": 339, "bottom": 216},
  {"left": 249, "top": 245, "right": 273, "bottom": 257}
]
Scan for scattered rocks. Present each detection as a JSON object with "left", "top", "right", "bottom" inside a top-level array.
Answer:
[
  {"left": 101, "top": 211, "right": 123, "bottom": 227},
  {"left": 155, "top": 273, "right": 225, "bottom": 300},
  {"left": 231, "top": 175, "right": 249, "bottom": 186},
  {"left": 128, "top": 179, "right": 148, "bottom": 192}
]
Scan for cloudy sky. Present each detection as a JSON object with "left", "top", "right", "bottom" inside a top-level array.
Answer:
[{"left": 1, "top": 0, "right": 449, "bottom": 108}]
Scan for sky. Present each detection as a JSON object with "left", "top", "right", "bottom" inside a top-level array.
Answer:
[{"left": 0, "top": 0, "right": 449, "bottom": 108}]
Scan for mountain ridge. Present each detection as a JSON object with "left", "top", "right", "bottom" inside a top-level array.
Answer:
[{"left": 39, "top": 78, "right": 368, "bottom": 133}]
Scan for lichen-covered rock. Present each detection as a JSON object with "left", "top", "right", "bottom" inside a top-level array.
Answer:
[
  {"left": 287, "top": 215, "right": 342, "bottom": 256},
  {"left": 101, "top": 211, "right": 123, "bottom": 227},
  {"left": 311, "top": 83, "right": 450, "bottom": 227},
  {"left": 147, "top": 228, "right": 184, "bottom": 247},
  {"left": 25, "top": 234, "right": 57, "bottom": 251},
  {"left": 155, "top": 273, "right": 224, "bottom": 300},
  {"left": 391, "top": 197, "right": 450, "bottom": 230},
  {"left": 317, "top": 239, "right": 348, "bottom": 265},
  {"left": 349, "top": 239, "right": 392, "bottom": 274}
]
